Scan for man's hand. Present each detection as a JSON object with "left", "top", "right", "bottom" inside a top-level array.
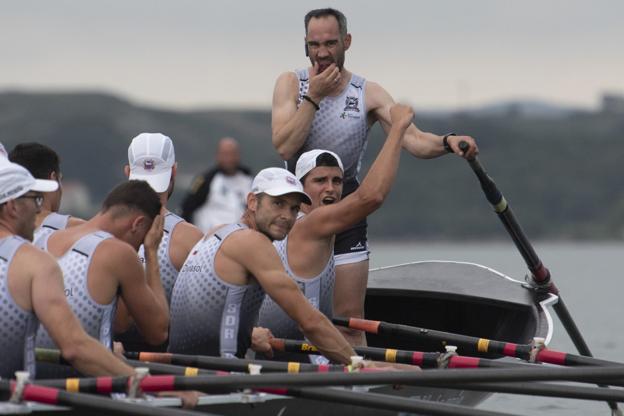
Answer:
[
  {"left": 143, "top": 214, "right": 164, "bottom": 252},
  {"left": 251, "top": 327, "right": 275, "bottom": 358},
  {"left": 307, "top": 63, "right": 341, "bottom": 101},
  {"left": 447, "top": 135, "right": 479, "bottom": 159},
  {"left": 389, "top": 103, "right": 414, "bottom": 131}
]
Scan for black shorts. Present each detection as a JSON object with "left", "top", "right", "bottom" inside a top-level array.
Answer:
[{"left": 333, "top": 178, "right": 369, "bottom": 265}]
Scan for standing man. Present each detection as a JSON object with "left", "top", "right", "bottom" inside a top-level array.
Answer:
[
  {"left": 271, "top": 8, "right": 478, "bottom": 344},
  {"left": 180, "top": 137, "right": 252, "bottom": 232},
  {"left": 9, "top": 142, "right": 85, "bottom": 244},
  {"left": 259, "top": 104, "right": 413, "bottom": 347},
  {"left": 116, "top": 132, "right": 203, "bottom": 352},
  {"left": 0, "top": 158, "right": 133, "bottom": 378},
  {"left": 168, "top": 168, "right": 356, "bottom": 364}
]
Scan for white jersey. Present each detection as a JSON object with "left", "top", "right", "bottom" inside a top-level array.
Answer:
[
  {"left": 286, "top": 69, "right": 369, "bottom": 181},
  {"left": 193, "top": 172, "right": 252, "bottom": 233},
  {"left": 0, "top": 236, "right": 38, "bottom": 379},
  {"left": 33, "top": 212, "right": 70, "bottom": 248},
  {"left": 36, "top": 231, "right": 116, "bottom": 349}
]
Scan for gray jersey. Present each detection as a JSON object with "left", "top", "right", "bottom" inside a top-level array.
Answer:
[
  {"left": 0, "top": 236, "right": 39, "bottom": 379},
  {"left": 138, "top": 211, "right": 184, "bottom": 304},
  {"left": 257, "top": 224, "right": 335, "bottom": 340},
  {"left": 286, "top": 69, "right": 369, "bottom": 181},
  {"left": 33, "top": 212, "right": 70, "bottom": 249},
  {"left": 168, "top": 224, "right": 265, "bottom": 358},
  {"left": 36, "top": 231, "right": 116, "bottom": 349}
]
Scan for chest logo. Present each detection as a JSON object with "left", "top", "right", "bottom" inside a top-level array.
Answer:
[{"left": 343, "top": 96, "right": 360, "bottom": 112}]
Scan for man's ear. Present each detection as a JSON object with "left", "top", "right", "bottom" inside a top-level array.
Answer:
[
  {"left": 123, "top": 165, "right": 131, "bottom": 178},
  {"left": 131, "top": 214, "right": 146, "bottom": 234},
  {"left": 343, "top": 33, "right": 352, "bottom": 51},
  {"left": 247, "top": 193, "right": 258, "bottom": 212}
]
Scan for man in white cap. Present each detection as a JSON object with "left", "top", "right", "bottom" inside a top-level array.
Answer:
[
  {"left": 168, "top": 167, "right": 356, "bottom": 364},
  {"left": 117, "top": 132, "right": 203, "bottom": 352},
  {"left": 35, "top": 181, "right": 169, "bottom": 363},
  {"left": 0, "top": 158, "right": 134, "bottom": 379},
  {"left": 258, "top": 103, "right": 413, "bottom": 349},
  {"left": 9, "top": 142, "right": 85, "bottom": 246}
]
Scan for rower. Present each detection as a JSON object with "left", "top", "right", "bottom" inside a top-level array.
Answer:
[
  {"left": 258, "top": 103, "right": 413, "bottom": 352},
  {"left": 8, "top": 142, "right": 85, "bottom": 245},
  {"left": 115, "top": 132, "right": 203, "bottom": 352},
  {"left": 168, "top": 167, "right": 356, "bottom": 364},
  {"left": 0, "top": 158, "right": 133, "bottom": 379},
  {"left": 36, "top": 181, "right": 169, "bottom": 361}
]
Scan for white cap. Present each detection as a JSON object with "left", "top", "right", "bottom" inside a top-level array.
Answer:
[
  {"left": 295, "top": 149, "right": 344, "bottom": 180},
  {"left": 0, "top": 142, "right": 7, "bottom": 158},
  {"left": 0, "top": 158, "right": 58, "bottom": 204},
  {"left": 128, "top": 133, "right": 175, "bottom": 193},
  {"left": 251, "top": 167, "right": 311, "bottom": 205}
]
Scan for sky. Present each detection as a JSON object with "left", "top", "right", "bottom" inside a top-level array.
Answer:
[{"left": 2, "top": 0, "right": 623, "bottom": 111}]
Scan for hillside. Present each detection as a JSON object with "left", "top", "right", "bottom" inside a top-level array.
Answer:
[{"left": 2, "top": 91, "right": 623, "bottom": 240}]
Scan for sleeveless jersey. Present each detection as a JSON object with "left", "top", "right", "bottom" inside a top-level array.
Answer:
[
  {"left": 33, "top": 212, "right": 70, "bottom": 249},
  {"left": 116, "top": 212, "right": 185, "bottom": 352},
  {"left": 0, "top": 236, "right": 38, "bottom": 379},
  {"left": 286, "top": 69, "right": 369, "bottom": 181},
  {"left": 168, "top": 224, "right": 265, "bottom": 358},
  {"left": 36, "top": 231, "right": 116, "bottom": 349},
  {"left": 257, "top": 217, "right": 335, "bottom": 340}
]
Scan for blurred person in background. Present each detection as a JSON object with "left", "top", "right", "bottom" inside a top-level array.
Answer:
[{"left": 180, "top": 137, "right": 252, "bottom": 232}]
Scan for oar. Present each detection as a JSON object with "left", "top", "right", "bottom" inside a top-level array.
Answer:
[
  {"left": 123, "top": 351, "right": 347, "bottom": 373},
  {"left": 0, "top": 379, "right": 204, "bottom": 416},
  {"left": 32, "top": 366, "right": 624, "bottom": 406},
  {"left": 458, "top": 140, "right": 621, "bottom": 415},
  {"left": 457, "top": 141, "right": 591, "bottom": 356},
  {"left": 333, "top": 317, "right": 623, "bottom": 368},
  {"left": 270, "top": 338, "right": 518, "bottom": 368}
]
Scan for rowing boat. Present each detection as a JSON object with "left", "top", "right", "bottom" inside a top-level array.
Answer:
[{"left": 1, "top": 260, "right": 555, "bottom": 415}]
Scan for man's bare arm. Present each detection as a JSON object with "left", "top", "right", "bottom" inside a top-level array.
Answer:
[
  {"left": 301, "top": 104, "right": 414, "bottom": 239},
  {"left": 111, "top": 242, "right": 169, "bottom": 345},
  {"left": 224, "top": 232, "right": 355, "bottom": 364},
  {"left": 367, "top": 82, "right": 478, "bottom": 159},
  {"left": 272, "top": 64, "right": 344, "bottom": 160}
]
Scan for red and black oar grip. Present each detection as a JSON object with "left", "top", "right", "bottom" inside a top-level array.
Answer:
[{"left": 333, "top": 317, "right": 381, "bottom": 334}]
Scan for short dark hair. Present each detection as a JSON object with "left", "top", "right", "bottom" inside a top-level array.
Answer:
[
  {"left": 301, "top": 152, "right": 342, "bottom": 184},
  {"left": 9, "top": 142, "right": 60, "bottom": 179},
  {"left": 304, "top": 8, "right": 348, "bottom": 37},
  {"left": 102, "top": 180, "right": 161, "bottom": 220}
]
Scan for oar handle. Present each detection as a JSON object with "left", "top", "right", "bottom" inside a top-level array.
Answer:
[{"left": 458, "top": 140, "right": 551, "bottom": 285}]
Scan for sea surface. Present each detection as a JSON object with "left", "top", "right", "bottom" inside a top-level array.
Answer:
[{"left": 370, "top": 241, "right": 624, "bottom": 416}]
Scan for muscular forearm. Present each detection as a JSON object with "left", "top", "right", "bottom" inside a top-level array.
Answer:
[
  {"left": 402, "top": 126, "right": 446, "bottom": 159},
  {"left": 144, "top": 248, "right": 168, "bottom": 312},
  {"left": 301, "top": 313, "right": 355, "bottom": 365},
  {"left": 356, "top": 123, "right": 407, "bottom": 209},
  {"left": 64, "top": 336, "right": 134, "bottom": 376},
  {"left": 273, "top": 101, "right": 318, "bottom": 160}
]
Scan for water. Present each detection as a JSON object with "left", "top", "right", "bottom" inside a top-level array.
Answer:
[{"left": 370, "top": 241, "right": 624, "bottom": 416}]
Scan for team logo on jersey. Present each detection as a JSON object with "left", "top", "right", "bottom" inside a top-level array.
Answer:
[
  {"left": 143, "top": 159, "right": 155, "bottom": 171},
  {"left": 344, "top": 96, "right": 360, "bottom": 112}
]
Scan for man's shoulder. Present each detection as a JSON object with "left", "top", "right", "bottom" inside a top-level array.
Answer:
[{"left": 171, "top": 220, "right": 204, "bottom": 245}]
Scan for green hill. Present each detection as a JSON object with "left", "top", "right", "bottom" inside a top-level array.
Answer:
[{"left": 2, "top": 91, "right": 623, "bottom": 240}]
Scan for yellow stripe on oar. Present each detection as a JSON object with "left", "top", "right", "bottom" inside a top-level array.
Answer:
[
  {"left": 494, "top": 197, "right": 508, "bottom": 213},
  {"left": 184, "top": 367, "right": 199, "bottom": 376},
  {"left": 385, "top": 349, "right": 398, "bottom": 363},
  {"left": 66, "top": 378, "right": 80, "bottom": 393},
  {"left": 287, "top": 362, "right": 300, "bottom": 373},
  {"left": 477, "top": 338, "right": 490, "bottom": 353}
]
